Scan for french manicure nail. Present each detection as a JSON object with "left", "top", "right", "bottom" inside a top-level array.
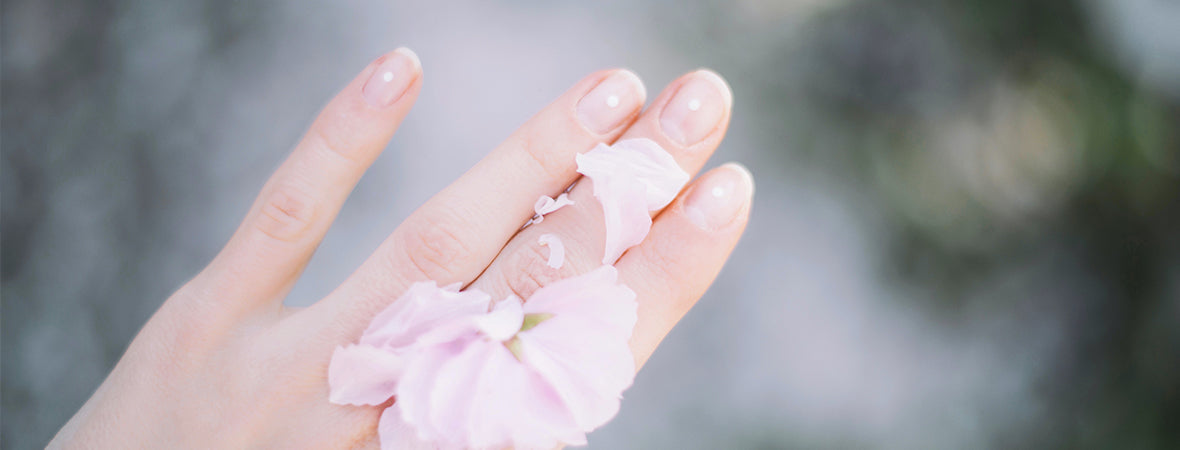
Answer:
[
  {"left": 576, "top": 70, "right": 646, "bottom": 134},
  {"left": 684, "top": 163, "right": 753, "bottom": 230},
  {"left": 362, "top": 48, "right": 420, "bottom": 108},
  {"left": 659, "top": 70, "right": 731, "bottom": 146}
]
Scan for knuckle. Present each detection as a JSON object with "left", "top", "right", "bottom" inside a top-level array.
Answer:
[
  {"left": 310, "top": 124, "right": 364, "bottom": 165},
  {"left": 514, "top": 132, "right": 567, "bottom": 180},
  {"left": 500, "top": 240, "right": 578, "bottom": 300},
  {"left": 254, "top": 183, "right": 318, "bottom": 243},
  {"left": 396, "top": 214, "right": 476, "bottom": 281}
]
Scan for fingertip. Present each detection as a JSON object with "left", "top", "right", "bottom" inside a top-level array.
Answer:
[
  {"left": 575, "top": 68, "right": 647, "bottom": 135},
  {"left": 392, "top": 47, "right": 422, "bottom": 74},
  {"left": 720, "top": 162, "right": 754, "bottom": 200},
  {"left": 615, "top": 68, "right": 648, "bottom": 105},
  {"left": 692, "top": 69, "right": 733, "bottom": 110},
  {"left": 362, "top": 48, "right": 421, "bottom": 108},
  {"left": 657, "top": 70, "right": 731, "bottom": 147},
  {"left": 681, "top": 163, "right": 754, "bottom": 231}
]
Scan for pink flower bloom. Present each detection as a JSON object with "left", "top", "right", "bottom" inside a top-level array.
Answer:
[
  {"left": 576, "top": 138, "right": 688, "bottom": 264},
  {"left": 330, "top": 135, "right": 680, "bottom": 449},
  {"left": 348, "top": 266, "right": 637, "bottom": 450}
]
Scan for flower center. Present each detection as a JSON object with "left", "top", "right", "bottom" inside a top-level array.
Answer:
[
  {"left": 519, "top": 313, "right": 553, "bottom": 332},
  {"left": 504, "top": 313, "right": 554, "bottom": 359}
]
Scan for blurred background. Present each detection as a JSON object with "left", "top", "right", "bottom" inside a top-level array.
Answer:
[{"left": 3, "top": 0, "right": 1178, "bottom": 448}]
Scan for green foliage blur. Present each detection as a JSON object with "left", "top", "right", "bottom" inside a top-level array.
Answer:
[{"left": 778, "top": 0, "right": 1178, "bottom": 446}]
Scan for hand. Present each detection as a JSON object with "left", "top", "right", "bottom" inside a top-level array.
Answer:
[{"left": 50, "top": 47, "right": 752, "bottom": 448}]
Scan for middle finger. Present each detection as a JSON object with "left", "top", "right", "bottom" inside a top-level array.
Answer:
[{"left": 469, "top": 69, "right": 733, "bottom": 301}]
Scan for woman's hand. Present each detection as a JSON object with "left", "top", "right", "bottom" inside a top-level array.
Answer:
[{"left": 50, "top": 47, "right": 752, "bottom": 448}]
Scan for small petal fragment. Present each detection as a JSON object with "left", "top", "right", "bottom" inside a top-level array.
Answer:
[
  {"left": 538, "top": 233, "right": 566, "bottom": 269},
  {"left": 576, "top": 138, "right": 689, "bottom": 264},
  {"left": 531, "top": 193, "right": 575, "bottom": 224}
]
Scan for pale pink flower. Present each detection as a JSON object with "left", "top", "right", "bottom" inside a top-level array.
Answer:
[
  {"left": 576, "top": 138, "right": 688, "bottom": 264},
  {"left": 370, "top": 266, "right": 638, "bottom": 450},
  {"left": 330, "top": 135, "right": 674, "bottom": 449}
]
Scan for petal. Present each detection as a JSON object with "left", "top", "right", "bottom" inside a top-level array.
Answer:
[
  {"left": 425, "top": 338, "right": 498, "bottom": 448},
  {"left": 523, "top": 266, "right": 639, "bottom": 339},
  {"left": 514, "top": 265, "right": 639, "bottom": 432},
  {"left": 397, "top": 339, "right": 472, "bottom": 442},
  {"left": 538, "top": 234, "right": 566, "bottom": 269},
  {"left": 597, "top": 178, "right": 652, "bottom": 265},
  {"left": 379, "top": 404, "right": 439, "bottom": 450},
  {"left": 466, "top": 342, "right": 586, "bottom": 449},
  {"left": 576, "top": 139, "right": 689, "bottom": 264},
  {"left": 327, "top": 344, "right": 405, "bottom": 406},
  {"left": 475, "top": 296, "right": 525, "bottom": 341},
  {"left": 361, "top": 281, "right": 492, "bottom": 349},
  {"left": 517, "top": 317, "right": 636, "bottom": 430},
  {"left": 396, "top": 337, "right": 586, "bottom": 449}
]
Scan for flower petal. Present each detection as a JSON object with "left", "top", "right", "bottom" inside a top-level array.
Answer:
[
  {"left": 538, "top": 234, "right": 566, "bottom": 269},
  {"left": 361, "top": 281, "right": 492, "bottom": 349},
  {"left": 515, "top": 266, "right": 639, "bottom": 430},
  {"left": 517, "top": 320, "right": 635, "bottom": 431},
  {"left": 397, "top": 338, "right": 472, "bottom": 442},
  {"left": 465, "top": 341, "right": 586, "bottom": 449},
  {"left": 523, "top": 266, "right": 638, "bottom": 339},
  {"left": 474, "top": 296, "right": 524, "bottom": 342},
  {"left": 379, "top": 404, "right": 439, "bottom": 450},
  {"left": 576, "top": 139, "right": 688, "bottom": 264},
  {"left": 327, "top": 344, "right": 406, "bottom": 406},
  {"left": 394, "top": 336, "right": 585, "bottom": 450}
]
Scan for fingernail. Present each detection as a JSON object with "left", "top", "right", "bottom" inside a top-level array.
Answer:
[
  {"left": 362, "top": 48, "right": 420, "bottom": 108},
  {"left": 576, "top": 70, "right": 646, "bottom": 134},
  {"left": 659, "top": 70, "right": 731, "bottom": 146},
  {"left": 684, "top": 163, "right": 753, "bottom": 230}
]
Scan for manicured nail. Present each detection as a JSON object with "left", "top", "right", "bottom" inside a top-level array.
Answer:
[
  {"left": 576, "top": 70, "right": 646, "bottom": 134},
  {"left": 684, "top": 163, "right": 753, "bottom": 230},
  {"left": 659, "top": 70, "right": 731, "bottom": 146},
  {"left": 362, "top": 48, "right": 420, "bottom": 108}
]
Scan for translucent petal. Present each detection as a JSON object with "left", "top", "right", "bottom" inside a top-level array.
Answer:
[
  {"left": 576, "top": 139, "right": 688, "bottom": 264},
  {"left": 327, "top": 344, "right": 406, "bottom": 406}
]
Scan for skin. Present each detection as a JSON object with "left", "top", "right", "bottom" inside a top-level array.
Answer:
[{"left": 49, "top": 47, "right": 753, "bottom": 449}]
